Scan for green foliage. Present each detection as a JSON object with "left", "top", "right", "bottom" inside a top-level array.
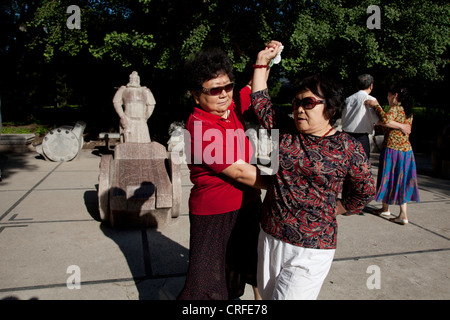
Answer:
[
  {"left": 12, "top": 0, "right": 450, "bottom": 84},
  {"left": 282, "top": 0, "right": 449, "bottom": 84},
  {"left": 1, "top": 126, "right": 30, "bottom": 134},
  {"left": 89, "top": 31, "right": 156, "bottom": 67},
  {"left": 27, "top": 0, "right": 89, "bottom": 62},
  {"left": 1, "top": 0, "right": 448, "bottom": 126},
  {"left": 1, "top": 124, "right": 49, "bottom": 136},
  {"left": 377, "top": 0, "right": 450, "bottom": 81},
  {"left": 180, "top": 24, "right": 211, "bottom": 62}
]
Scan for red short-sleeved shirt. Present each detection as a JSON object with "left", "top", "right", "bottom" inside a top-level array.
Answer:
[
  {"left": 185, "top": 102, "right": 260, "bottom": 215},
  {"left": 239, "top": 85, "right": 252, "bottom": 114}
]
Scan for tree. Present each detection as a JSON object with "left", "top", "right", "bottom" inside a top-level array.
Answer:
[
  {"left": 280, "top": 1, "right": 449, "bottom": 93},
  {"left": 1, "top": 0, "right": 448, "bottom": 132}
]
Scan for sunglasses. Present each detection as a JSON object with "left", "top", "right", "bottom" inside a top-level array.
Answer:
[
  {"left": 201, "top": 82, "right": 234, "bottom": 96},
  {"left": 292, "top": 97, "right": 325, "bottom": 110}
]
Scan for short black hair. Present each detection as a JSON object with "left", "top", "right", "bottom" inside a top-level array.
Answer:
[
  {"left": 357, "top": 74, "right": 374, "bottom": 90},
  {"left": 295, "top": 74, "right": 345, "bottom": 126},
  {"left": 185, "top": 48, "right": 234, "bottom": 92}
]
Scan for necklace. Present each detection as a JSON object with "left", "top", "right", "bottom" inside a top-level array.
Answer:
[{"left": 300, "top": 127, "right": 334, "bottom": 145}]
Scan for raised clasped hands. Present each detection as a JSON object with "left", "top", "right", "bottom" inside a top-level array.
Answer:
[{"left": 256, "top": 40, "right": 283, "bottom": 66}]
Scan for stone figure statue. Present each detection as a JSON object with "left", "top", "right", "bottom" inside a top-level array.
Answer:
[{"left": 113, "top": 71, "right": 156, "bottom": 143}]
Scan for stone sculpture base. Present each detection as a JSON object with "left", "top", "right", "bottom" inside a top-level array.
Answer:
[
  {"left": 98, "top": 142, "right": 181, "bottom": 228},
  {"left": 0, "top": 134, "right": 35, "bottom": 153}
]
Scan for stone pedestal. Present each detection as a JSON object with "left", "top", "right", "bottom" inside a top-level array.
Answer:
[
  {"left": 98, "top": 142, "right": 181, "bottom": 228},
  {"left": 0, "top": 134, "right": 35, "bottom": 153}
]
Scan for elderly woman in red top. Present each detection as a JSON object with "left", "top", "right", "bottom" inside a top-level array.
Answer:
[
  {"left": 251, "top": 41, "right": 375, "bottom": 300},
  {"left": 178, "top": 48, "right": 265, "bottom": 300}
]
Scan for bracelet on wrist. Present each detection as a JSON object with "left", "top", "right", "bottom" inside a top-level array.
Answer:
[{"left": 253, "top": 64, "right": 269, "bottom": 69}]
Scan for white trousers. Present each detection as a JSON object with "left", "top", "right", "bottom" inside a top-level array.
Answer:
[{"left": 257, "top": 230, "right": 335, "bottom": 300}]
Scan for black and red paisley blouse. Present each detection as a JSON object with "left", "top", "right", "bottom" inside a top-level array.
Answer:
[{"left": 251, "top": 89, "right": 375, "bottom": 249}]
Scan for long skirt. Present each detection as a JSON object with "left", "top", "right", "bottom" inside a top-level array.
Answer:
[
  {"left": 375, "top": 147, "right": 420, "bottom": 205},
  {"left": 177, "top": 199, "right": 261, "bottom": 300},
  {"left": 177, "top": 210, "right": 238, "bottom": 300},
  {"left": 226, "top": 199, "right": 262, "bottom": 299}
]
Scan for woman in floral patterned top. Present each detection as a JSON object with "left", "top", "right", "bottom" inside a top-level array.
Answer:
[
  {"left": 251, "top": 41, "right": 375, "bottom": 300},
  {"left": 365, "top": 86, "right": 420, "bottom": 225}
]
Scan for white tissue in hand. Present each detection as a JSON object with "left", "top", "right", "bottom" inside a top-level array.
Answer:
[{"left": 273, "top": 45, "right": 284, "bottom": 64}]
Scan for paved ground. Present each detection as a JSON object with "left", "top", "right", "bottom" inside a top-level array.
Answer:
[{"left": 0, "top": 146, "right": 449, "bottom": 301}]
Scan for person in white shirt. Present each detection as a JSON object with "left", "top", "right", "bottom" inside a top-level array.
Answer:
[
  {"left": 342, "top": 74, "right": 379, "bottom": 158},
  {"left": 342, "top": 74, "right": 411, "bottom": 158},
  {"left": 342, "top": 74, "right": 411, "bottom": 215}
]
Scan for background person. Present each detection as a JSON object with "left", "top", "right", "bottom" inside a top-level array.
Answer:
[
  {"left": 341, "top": 75, "right": 410, "bottom": 215},
  {"left": 342, "top": 74, "right": 411, "bottom": 158},
  {"left": 251, "top": 41, "right": 375, "bottom": 300},
  {"left": 341, "top": 74, "right": 380, "bottom": 158},
  {"left": 365, "top": 85, "right": 420, "bottom": 224}
]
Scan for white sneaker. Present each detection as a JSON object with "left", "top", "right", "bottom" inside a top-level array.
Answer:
[{"left": 379, "top": 211, "right": 391, "bottom": 217}]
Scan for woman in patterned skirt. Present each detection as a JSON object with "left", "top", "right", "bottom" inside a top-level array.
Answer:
[{"left": 365, "top": 85, "right": 420, "bottom": 225}]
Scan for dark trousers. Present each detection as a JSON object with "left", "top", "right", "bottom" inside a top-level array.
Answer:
[{"left": 345, "top": 132, "right": 370, "bottom": 159}]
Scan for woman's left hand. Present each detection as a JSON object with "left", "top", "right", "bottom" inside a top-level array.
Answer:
[{"left": 255, "top": 40, "right": 283, "bottom": 66}]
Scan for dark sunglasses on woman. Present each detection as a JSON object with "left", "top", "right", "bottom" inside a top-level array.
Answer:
[
  {"left": 202, "top": 83, "right": 234, "bottom": 96},
  {"left": 292, "top": 97, "right": 325, "bottom": 110}
]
